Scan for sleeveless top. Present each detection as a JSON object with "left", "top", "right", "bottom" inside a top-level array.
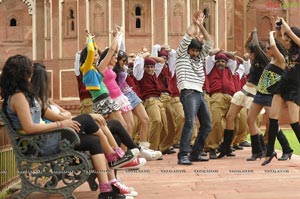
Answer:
[
  {"left": 247, "top": 62, "right": 265, "bottom": 86},
  {"left": 6, "top": 96, "right": 61, "bottom": 156},
  {"left": 117, "top": 71, "right": 132, "bottom": 94},
  {"left": 103, "top": 67, "right": 123, "bottom": 99},
  {"left": 6, "top": 96, "right": 41, "bottom": 130},
  {"left": 257, "top": 64, "right": 284, "bottom": 95}
]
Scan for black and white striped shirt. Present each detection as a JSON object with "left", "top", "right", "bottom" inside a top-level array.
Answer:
[{"left": 175, "top": 34, "right": 213, "bottom": 92}]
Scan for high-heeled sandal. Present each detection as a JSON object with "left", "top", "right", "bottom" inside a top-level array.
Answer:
[
  {"left": 278, "top": 151, "right": 293, "bottom": 161},
  {"left": 261, "top": 151, "right": 277, "bottom": 166}
]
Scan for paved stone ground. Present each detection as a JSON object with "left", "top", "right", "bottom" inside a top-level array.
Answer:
[{"left": 6, "top": 146, "right": 300, "bottom": 199}]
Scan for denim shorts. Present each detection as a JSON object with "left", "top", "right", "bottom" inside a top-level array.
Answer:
[
  {"left": 40, "top": 133, "right": 61, "bottom": 156},
  {"left": 253, "top": 93, "right": 273, "bottom": 107},
  {"left": 124, "top": 90, "right": 142, "bottom": 109}
]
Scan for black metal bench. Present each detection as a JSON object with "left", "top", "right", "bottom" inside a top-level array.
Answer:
[{"left": 0, "top": 111, "right": 97, "bottom": 199}]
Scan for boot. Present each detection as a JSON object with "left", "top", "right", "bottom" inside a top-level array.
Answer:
[
  {"left": 265, "top": 119, "right": 279, "bottom": 158},
  {"left": 247, "top": 134, "right": 263, "bottom": 161},
  {"left": 259, "top": 134, "right": 266, "bottom": 156},
  {"left": 277, "top": 129, "right": 293, "bottom": 161},
  {"left": 218, "top": 129, "right": 235, "bottom": 159}
]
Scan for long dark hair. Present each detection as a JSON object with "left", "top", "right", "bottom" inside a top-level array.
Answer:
[
  {"left": 275, "top": 38, "right": 288, "bottom": 57},
  {"left": 113, "top": 50, "right": 127, "bottom": 84},
  {"left": 286, "top": 26, "right": 300, "bottom": 60},
  {"left": 99, "top": 48, "right": 110, "bottom": 64},
  {"left": 31, "top": 63, "right": 50, "bottom": 112},
  {"left": 79, "top": 47, "right": 88, "bottom": 66},
  {"left": 0, "top": 54, "right": 34, "bottom": 111},
  {"left": 248, "top": 41, "right": 268, "bottom": 64},
  {"left": 79, "top": 47, "right": 102, "bottom": 67}
]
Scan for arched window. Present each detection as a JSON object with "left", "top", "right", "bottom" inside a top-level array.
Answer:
[
  {"left": 66, "top": 8, "right": 75, "bottom": 35},
  {"left": 71, "top": 21, "right": 75, "bottom": 31},
  {"left": 10, "top": 18, "right": 17, "bottom": 26},
  {"left": 135, "top": 6, "right": 142, "bottom": 29},
  {"left": 136, "top": 18, "right": 141, "bottom": 28},
  {"left": 69, "top": 9, "right": 74, "bottom": 19},
  {"left": 203, "top": 8, "right": 209, "bottom": 29},
  {"left": 135, "top": 6, "right": 141, "bottom": 16},
  {"left": 69, "top": 9, "right": 74, "bottom": 31}
]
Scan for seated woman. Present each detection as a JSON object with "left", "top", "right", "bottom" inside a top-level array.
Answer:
[
  {"left": 0, "top": 54, "right": 138, "bottom": 199},
  {"left": 31, "top": 62, "right": 143, "bottom": 197}
]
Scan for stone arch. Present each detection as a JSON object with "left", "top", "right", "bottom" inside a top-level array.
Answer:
[
  {"left": 259, "top": 15, "right": 273, "bottom": 41},
  {"left": 0, "top": 0, "right": 33, "bottom": 14}
]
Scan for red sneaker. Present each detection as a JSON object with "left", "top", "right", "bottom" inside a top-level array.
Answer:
[
  {"left": 118, "top": 157, "right": 146, "bottom": 170},
  {"left": 112, "top": 180, "right": 138, "bottom": 197}
]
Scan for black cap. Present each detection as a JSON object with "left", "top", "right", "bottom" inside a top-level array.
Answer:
[{"left": 188, "top": 39, "right": 202, "bottom": 51}]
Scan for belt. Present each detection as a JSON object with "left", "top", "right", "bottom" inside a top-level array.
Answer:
[
  {"left": 161, "top": 92, "right": 170, "bottom": 96},
  {"left": 241, "top": 88, "right": 255, "bottom": 98},
  {"left": 93, "top": 93, "right": 109, "bottom": 103}
]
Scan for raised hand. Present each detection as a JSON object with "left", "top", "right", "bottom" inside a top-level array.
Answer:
[
  {"left": 278, "top": 17, "right": 290, "bottom": 33},
  {"left": 85, "top": 30, "right": 95, "bottom": 38},
  {"left": 193, "top": 10, "right": 205, "bottom": 27},
  {"left": 110, "top": 25, "right": 123, "bottom": 37}
]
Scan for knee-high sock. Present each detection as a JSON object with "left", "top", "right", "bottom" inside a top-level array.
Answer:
[
  {"left": 258, "top": 134, "right": 266, "bottom": 152},
  {"left": 250, "top": 134, "right": 263, "bottom": 154},
  {"left": 266, "top": 119, "right": 278, "bottom": 157},
  {"left": 290, "top": 122, "right": 300, "bottom": 143},
  {"left": 277, "top": 129, "right": 293, "bottom": 154}
]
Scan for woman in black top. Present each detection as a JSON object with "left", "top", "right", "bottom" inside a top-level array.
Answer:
[
  {"left": 262, "top": 18, "right": 300, "bottom": 166},
  {"left": 246, "top": 30, "right": 293, "bottom": 162}
]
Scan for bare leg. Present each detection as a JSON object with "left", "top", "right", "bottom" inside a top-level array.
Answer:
[
  {"left": 99, "top": 125, "right": 120, "bottom": 149},
  {"left": 132, "top": 104, "right": 150, "bottom": 142},
  {"left": 226, "top": 103, "right": 243, "bottom": 130},
  {"left": 91, "top": 154, "right": 110, "bottom": 183},
  {"left": 93, "top": 129, "right": 115, "bottom": 154},
  {"left": 247, "top": 102, "right": 264, "bottom": 136},
  {"left": 122, "top": 111, "right": 135, "bottom": 137}
]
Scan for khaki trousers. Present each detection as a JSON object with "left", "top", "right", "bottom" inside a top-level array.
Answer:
[
  {"left": 143, "top": 97, "right": 168, "bottom": 151},
  {"left": 205, "top": 93, "right": 232, "bottom": 150},
  {"left": 232, "top": 108, "right": 248, "bottom": 145},
  {"left": 80, "top": 98, "right": 93, "bottom": 114}
]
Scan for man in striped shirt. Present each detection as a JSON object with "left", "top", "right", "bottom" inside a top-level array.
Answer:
[{"left": 176, "top": 11, "right": 213, "bottom": 165}]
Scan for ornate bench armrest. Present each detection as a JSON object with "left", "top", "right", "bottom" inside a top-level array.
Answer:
[{"left": 0, "top": 111, "right": 80, "bottom": 158}]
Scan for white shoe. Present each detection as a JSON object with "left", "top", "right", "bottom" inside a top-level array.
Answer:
[{"left": 139, "top": 142, "right": 162, "bottom": 161}]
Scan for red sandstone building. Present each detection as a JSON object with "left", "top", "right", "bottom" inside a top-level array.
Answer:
[{"left": 0, "top": 0, "right": 297, "bottom": 115}]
